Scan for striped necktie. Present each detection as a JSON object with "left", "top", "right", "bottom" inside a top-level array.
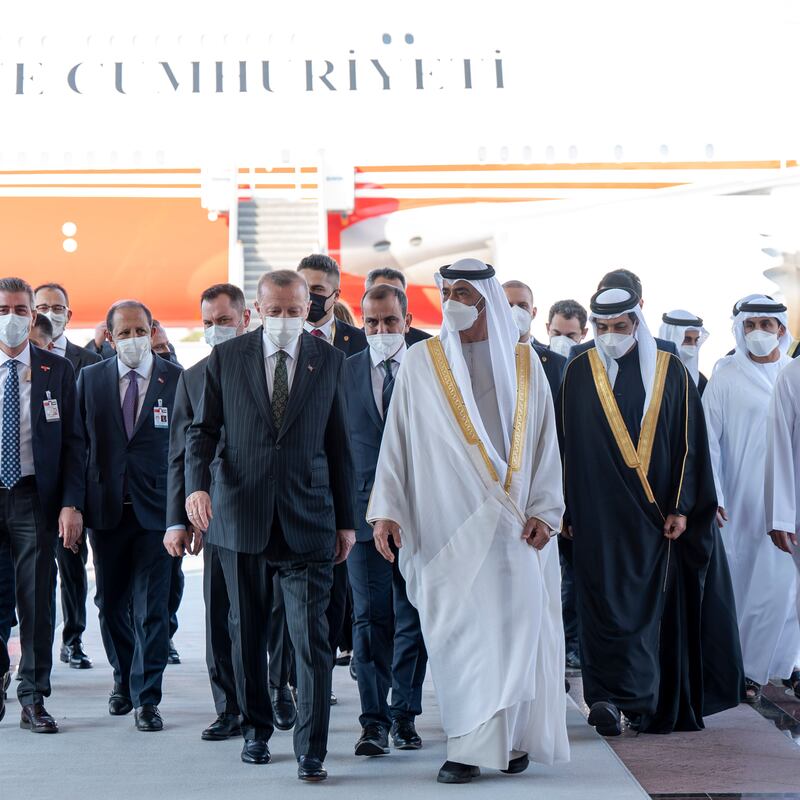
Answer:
[
  {"left": 382, "top": 359, "right": 394, "bottom": 416},
  {"left": 273, "top": 351, "right": 289, "bottom": 428}
]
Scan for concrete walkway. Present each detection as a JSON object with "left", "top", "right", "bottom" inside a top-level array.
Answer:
[{"left": 0, "top": 569, "right": 648, "bottom": 800}]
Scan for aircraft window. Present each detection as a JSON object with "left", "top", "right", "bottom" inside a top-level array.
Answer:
[{"left": 374, "top": 241, "right": 391, "bottom": 252}]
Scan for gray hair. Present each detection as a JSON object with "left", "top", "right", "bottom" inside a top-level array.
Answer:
[
  {"left": 0, "top": 277, "right": 34, "bottom": 308},
  {"left": 258, "top": 269, "right": 310, "bottom": 299}
]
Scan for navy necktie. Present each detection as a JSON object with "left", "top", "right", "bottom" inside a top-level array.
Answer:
[
  {"left": 1, "top": 360, "right": 21, "bottom": 488},
  {"left": 382, "top": 359, "right": 394, "bottom": 416}
]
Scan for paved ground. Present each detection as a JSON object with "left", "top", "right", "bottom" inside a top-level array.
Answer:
[{"left": 0, "top": 569, "right": 648, "bottom": 800}]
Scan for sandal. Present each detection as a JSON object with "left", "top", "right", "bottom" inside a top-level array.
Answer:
[
  {"left": 744, "top": 677, "right": 762, "bottom": 704},
  {"left": 781, "top": 669, "right": 800, "bottom": 699}
]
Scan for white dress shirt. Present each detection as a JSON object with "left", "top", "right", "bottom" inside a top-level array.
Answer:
[
  {"left": 263, "top": 331, "right": 302, "bottom": 400},
  {"left": 0, "top": 345, "right": 34, "bottom": 477},
  {"left": 51, "top": 334, "right": 68, "bottom": 358},
  {"left": 370, "top": 341, "right": 406, "bottom": 418},
  {"left": 117, "top": 350, "right": 155, "bottom": 422},
  {"left": 304, "top": 316, "right": 334, "bottom": 344}
]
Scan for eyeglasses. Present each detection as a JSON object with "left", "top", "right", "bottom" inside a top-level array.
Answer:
[{"left": 35, "top": 304, "right": 68, "bottom": 314}]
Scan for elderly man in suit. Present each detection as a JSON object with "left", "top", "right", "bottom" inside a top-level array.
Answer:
[
  {"left": 0, "top": 277, "right": 85, "bottom": 733},
  {"left": 78, "top": 300, "right": 182, "bottom": 732},
  {"left": 185, "top": 269, "right": 355, "bottom": 781},
  {"left": 33, "top": 283, "right": 100, "bottom": 671},
  {"left": 345, "top": 284, "right": 427, "bottom": 758},
  {"left": 163, "top": 283, "right": 250, "bottom": 742}
]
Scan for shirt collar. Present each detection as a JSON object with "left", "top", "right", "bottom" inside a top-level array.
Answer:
[
  {"left": 117, "top": 349, "right": 154, "bottom": 381},
  {"left": 369, "top": 340, "right": 407, "bottom": 368},
  {"left": 0, "top": 343, "right": 31, "bottom": 368},
  {"left": 262, "top": 330, "right": 303, "bottom": 361},
  {"left": 304, "top": 316, "right": 334, "bottom": 340},
  {"left": 51, "top": 334, "right": 68, "bottom": 354}
]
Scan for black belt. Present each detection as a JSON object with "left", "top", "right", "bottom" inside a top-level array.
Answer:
[{"left": 0, "top": 475, "right": 36, "bottom": 491}]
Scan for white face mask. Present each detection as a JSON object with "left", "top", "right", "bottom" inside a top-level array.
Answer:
[
  {"left": 204, "top": 325, "right": 238, "bottom": 348},
  {"left": 442, "top": 298, "right": 480, "bottom": 332},
  {"left": 264, "top": 316, "right": 304, "bottom": 349},
  {"left": 367, "top": 332, "right": 405, "bottom": 361},
  {"left": 510, "top": 304, "right": 532, "bottom": 336},
  {"left": 597, "top": 332, "right": 636, "bottom": 359},
  {"left": 115, "top": 335, "right": 151, "bottom": 369},
  {"left": 745, "top": 329, "right": 779, "bottom": 358},
  {"left": 549, "top": 334, "right": 575, "bottom": 358},
  {"left": 0, "top": 313, "right": 31, "bottom": 349},
  {"left": 680, "top": 343, "right": 698, "bottom": 361},
  {"left": 43, "top": 310, "right": 68, "bottom": 339}
]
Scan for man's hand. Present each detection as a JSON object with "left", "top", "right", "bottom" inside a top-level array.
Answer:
[
  {"left": 664, "top": 513, "right": 687, "bottom": 540},
  {"left": 163, "top": 527, "right": 203, "bottom": 557},
  {"left": 185, "top": 491, "right": 213, "bottom": 532},
  {"left": 58, "top": 507, "right": 83, "bottom": 553},
  {"left": 522, "top": 517, "right": 552, "bottom": 550},
  {"left": 716, "top": 507, "right": 728, "bottom": 528},
  {"left": 769, "top": 529, "right": 798, "bottom": 554},
  {"left": 94, "top": 321, "right": 108, "bottom": 348},
  {"left": 373, "top": 519, "right": 402, "bottom": 563},
  {"left": 334, "top": 529, "right": 355, "bottom": 564}
]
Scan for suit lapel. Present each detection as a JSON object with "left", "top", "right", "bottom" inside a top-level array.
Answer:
[
  {"left": 29, "top": 346, "right": 53, "bottom": 428},
  {"left": 243, "top": 330, "right": 277, "bottom": 438},
  {"left": 104, "top": 357, "right": 127, "bottom": 438},
  {"left": 132, "top": 355, "right": 168, "bottom": 439},
  {"left": 277, "top": 333, "right": 321, "bottom": 440},
  {"left": 358, "top": 350, "right": 383, "bottom": 432}
]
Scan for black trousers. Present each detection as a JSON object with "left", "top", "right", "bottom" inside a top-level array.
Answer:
[
  {"left": 219, "top": 524, "right": 334, "bottom": 760},
  {"left": 90, "top": 506, "right": 171, "bottom": 707},
  {"left": 348, "top": 540, "right": 427, "bottom": 729},
  {"left": 54, "top": 536, "right": 88, "bottom": 646},
  {"left": 0, "top": 478, "right": 55, "bottom": 705},
  {"left": 169, "top": 555, "right": 185, "bottom": 640},
  {"left": 0, "top": 537, "right": 16, "bottom": 645},
  {"left": 559, "top": 543, "right": 580, "bottom": 655},
  {"left": 203, "top": 542, "right": 238, "bottom": 715},
  {"left": 268, "top": 560, "right": 349, "bottom": 688}
]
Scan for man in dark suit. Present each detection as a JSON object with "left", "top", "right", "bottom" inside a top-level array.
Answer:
[
  {"left": 345, "top": 284, "right": 427, "bottom": 758},
  {"left": 0, "top": 277, "right": 85, "bottom": 733},
  {"left": 163, "top": 283, "right": 250, "bottom": 741},
  {"left": 34, "top": 283, "right": 100, "bottom": 671},
  {"left": 295, "top": 254, "right": 365, "bottom": 702},
  {"left": 185, "top": 269, "right": 355, "bottom": 781},
  {"left": 78, "top": 300, "right": 182, "bottom": 732},
  {"left": 502, "top": 280, "right": 566, "bottom": 396},
  {"left": 364, "top": 267, "right": 431, "bottom": 347}
]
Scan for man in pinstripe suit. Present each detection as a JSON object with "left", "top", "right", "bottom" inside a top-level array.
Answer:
[{"left": 185, "top": 270, "right": 356, "bottom": 782}]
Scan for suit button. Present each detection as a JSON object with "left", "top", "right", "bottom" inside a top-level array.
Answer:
[{"left": 275, "top": 445, "right": 282, "bottom": 451}]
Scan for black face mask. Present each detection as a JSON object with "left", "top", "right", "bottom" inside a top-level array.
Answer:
[
  {"left": 307, "top": 291, "right": 336, "bottom": 324},
  {"left": 156, "top": 350, "right": 176, "bottom": 363}
]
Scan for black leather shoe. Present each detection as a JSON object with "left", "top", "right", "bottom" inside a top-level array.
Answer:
[
  {"left": 335, "top": 650, "right": 351, "bottom": 666},
  {"left": 390, "top": 718, "right": 422, "bottom": 750},
  {"left": 0, "top": 670, "right": 8, "bottom": 723},
  {"left": 297, "top": 755, "right": 327, "bottom": 781},
  {"left": 354, "top": 724, "right": 389, "bottom": 756},
  {"left": 588, "top": 701, "right": 622, "bottom": 737},
  {"left": 167, "top": 640, "right": 181, "bottom": 665},
  {"left": 437, "top": 761, "right": 480, "bottom": 784},
  {"left": 270, "top": 685, "right": 297, "bottom": 731},
  {"left": 201, "top": 713, "right": 241, "bottom": 741},
  {"left": 349, "top": 661, "right": 357, "bottom": 681},
  {"left": 108, "top": 685, "right": 133, "bottom": 716},
  {"left": 565, "top": 650, "right": 581, "bottom": 670},
  {"left": 501, "top": 753, "right": 529, "bottom": 774},
  {"left": 241, "top": 739, "right": 271, "bottom": 764},
  {"left": 63, "top": 641, "right": 92, "bottom": 670},
  {"left": 134, "top": 704, "right": 163, "bottom": 732},
  {"left": 20, "top": 703, "right": 58, "bottom": 733},
  {"left": 330, "top": 692, "right": 337, "bottom": 705}
]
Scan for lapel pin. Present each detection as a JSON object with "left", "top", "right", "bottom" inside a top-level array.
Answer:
[
  {"left": 344, "top": 335, "right": 350, "bottom": 342},
  {"left": 308, "top": 364, "right": 315, "bottom": 372},
  {"left": 157, "top": 376, "right": 165, "bottom": 384},
  {"left": 40, "top": 365, "right": 51, "bottom": 372}
]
